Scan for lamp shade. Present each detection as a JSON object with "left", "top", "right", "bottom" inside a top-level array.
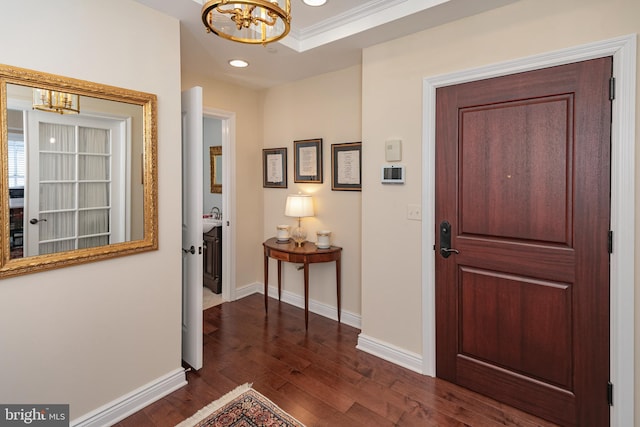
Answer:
[{"left": 285, "top": 194, "right": 314, "bottom": 218}]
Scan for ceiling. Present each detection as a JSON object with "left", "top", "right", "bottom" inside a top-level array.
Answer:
[{"left": 133, "top": 0, "right": 518, "bottom": 90}]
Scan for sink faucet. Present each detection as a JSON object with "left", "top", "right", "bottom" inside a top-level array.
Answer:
[{"left": 210, "top": 206, "right": 221, "bottom": 220}]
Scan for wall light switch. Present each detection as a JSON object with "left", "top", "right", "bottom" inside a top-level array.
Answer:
[
  {"left": 385, "top": 139, "right": 402, "bottom": 162},
  {"left": 407, "top": 204, "right": 422, "bottom": 221}
]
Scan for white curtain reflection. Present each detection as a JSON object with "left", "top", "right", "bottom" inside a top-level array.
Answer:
[{"left": 37, "top": 123, "right": 111, "bottom": 254}]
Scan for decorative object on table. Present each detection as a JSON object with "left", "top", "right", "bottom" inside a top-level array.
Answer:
[
  {"left": 263, "top": 147, "right": 287, "bottom": 188},
  {"left": 201, "top": 1, "right": 292, "bottom": 46},
  {"left": 276, "top": 225, "right": 291, "bottom": 242},
  {"left": 210, "top": 146, "right": 222, "bottom": 193},
  {"left": 331, "top": 142, "right": 361, "bottom": 191},
  {"left": 316, "top": 230, "right": 331, "bottom": 248},
  {"left": 294, "top": 138, "right": 323, "bottom": 183},
  {"left": 176, "top": 382, "right": 305, "bottom": 427},
  {"left": 284, "top": 193, "right": 314, "bottom": 246}
]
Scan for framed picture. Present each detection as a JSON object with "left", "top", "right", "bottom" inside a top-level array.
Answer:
[
  {"left": 262, "top": 147, "right": 287, "bottom": 188},
  {"left": 294, "top": 138, "right": 323, "bottom": 183},
  {"left": 210, "top": 146, "right": 222, "bottom": 193},
  {"left": 331, "top": 142, "right": 362, "bottom": 191}
]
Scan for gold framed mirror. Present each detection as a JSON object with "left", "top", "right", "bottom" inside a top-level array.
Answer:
[
  {"left": 210, "top": 146, "right": 222, "bottom": 193},
  {"left": 0, "top": 64, "right": 158, "bottom": 278}
]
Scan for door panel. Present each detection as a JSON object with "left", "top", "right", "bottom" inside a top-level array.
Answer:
[
  {"left": 181, "top": 87, "right": 203, "bottom": 370},
  {"left": 460, "top": 96, "right": 572, "bottom": 244},
  {"left": 26, "top": 112, "right": 124, "bottom": 256},
  {"left": 435, "top": 58, "right": 612, "bottom": 426},
  {"left": 460, "top": 268, "right": 572, "bottom": 387}
]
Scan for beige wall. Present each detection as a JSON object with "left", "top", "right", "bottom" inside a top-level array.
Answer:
[
  {"left": 0, "top": 0, "right": 183, "bottom": 421},
  {"left": 261, "top": 66, "right": 362, "bottom": 317},
  {"left": 181, "top": 72, "right": 265, "bottom": 289},
  {"left": 361, "top": 0, "right": 638, "bottom": 421}
]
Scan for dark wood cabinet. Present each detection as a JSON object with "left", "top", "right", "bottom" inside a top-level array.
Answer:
[
  {"left": 9, "top": 207, "right": 23, "bottom": 258},
  {"left": 203, "top": 226, "right": 222, "bottom": 293}
]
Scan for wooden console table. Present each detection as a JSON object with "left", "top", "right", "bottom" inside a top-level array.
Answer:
[{"left": 263, "top": 237, "right": 342, "bottom": 329}]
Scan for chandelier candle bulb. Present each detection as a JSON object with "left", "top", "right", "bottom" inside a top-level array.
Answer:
[{"left": 316, "top": 230, "right": 331, "bottom": 249}]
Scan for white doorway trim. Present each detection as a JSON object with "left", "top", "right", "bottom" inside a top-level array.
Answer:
[
  {"left": 421, "top": 34, "right": 636, "bottom": 426},
  {"left": 203, "top": 107, "right": 237, "bottom": 302}
]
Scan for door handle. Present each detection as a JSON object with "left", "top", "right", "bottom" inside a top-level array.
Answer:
[
  {"left": 441, "top": 248, "right": 460, "bottom": 256},
  {"left": 439, "top": 220, "right": 460, "bottom": 258},
  {"left": 182, "top": 245, "right": 196, "bottom": 254},
  {"left": 29, "top": 218, "right": 47, "bottom": 225}
]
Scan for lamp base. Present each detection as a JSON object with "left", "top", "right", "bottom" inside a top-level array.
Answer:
[{"left": 291, "top": 226, "right": 307, "bottom": 247}]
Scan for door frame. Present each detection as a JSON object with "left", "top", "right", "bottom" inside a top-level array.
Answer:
[
  {"left": 422, "top": 34, "right": 636, "bottom": 426},
  {"left": 203, "top": 106, "right": 236, "bottom": 302}
]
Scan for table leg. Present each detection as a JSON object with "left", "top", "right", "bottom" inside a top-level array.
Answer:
[
  {"left": 263, "top": 253, "right": 269, "bottom": 314},
  {"left": 336, "top": 257, "right": 342, "bottom": 323},
  {"left": 304, "top": 262, "right": 310, "bottom": 329},
  {"left": 277, "top": 260, "right": 282, "bottom": 301}
]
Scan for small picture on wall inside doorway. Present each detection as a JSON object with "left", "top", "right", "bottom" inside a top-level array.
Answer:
[
  {"left": 263, "top": 147, "right": 287, "bottom": 188},
  {"left": 210, "top": 146, "right": 222, "bottom": 193}
]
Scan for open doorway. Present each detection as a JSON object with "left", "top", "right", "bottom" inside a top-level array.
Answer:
[
  {"left": 181, "top": 85, "right": 236, "bottom": 370},
  {"left": 202, "top": 116, "right": 223, "bottom": 310},
  {"left": 203, "top": 107, "right": 236, "bottom": 305}
]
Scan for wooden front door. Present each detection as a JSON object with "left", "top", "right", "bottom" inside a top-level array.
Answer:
[{"left": 435, "top": 57, "right": 612, "bottom": 426}]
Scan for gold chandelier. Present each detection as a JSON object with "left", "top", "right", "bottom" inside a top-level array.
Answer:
[
  {"left": 201, "top": 0, "right": 291, "bottom": 45},
  {"left": 33, "top": 88, "right": 80, "bottom": 115}
]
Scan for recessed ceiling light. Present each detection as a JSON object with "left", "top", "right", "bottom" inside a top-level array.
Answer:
[
  {"left": 303, "top": 0, "right": 327, "bottom": 6},
  {"left": 228, "top": 59, "right": 249, "bottom": 68}
]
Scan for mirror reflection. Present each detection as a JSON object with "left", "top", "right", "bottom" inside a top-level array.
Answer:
[
  {"left": 1, "top": 64, "right": 157, "bottom": 277},
  {"left": 210, "top": 146, "right": 222, "bottom": 193}
]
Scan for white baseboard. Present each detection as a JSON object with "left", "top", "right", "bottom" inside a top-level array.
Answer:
[
  {"left": 356, "top": 333, "right": 424, "bottom": 374},
  {"left": 71, "top": 368, "right": 186, "bottom": 427},
  {"left": 242, "top": 282, "right": 362, "bottom": 329},
  {"left": 235, "top": 281, "right": 261, "bottom": 299}
]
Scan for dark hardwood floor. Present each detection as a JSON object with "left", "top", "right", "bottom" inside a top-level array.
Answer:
[{"left": 114, "top": 294, "right": 558, "bottom": 426}]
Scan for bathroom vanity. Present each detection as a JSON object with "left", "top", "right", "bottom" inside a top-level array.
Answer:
[{"left": 203, "top": 226, "right": 222, "bottom": 293}]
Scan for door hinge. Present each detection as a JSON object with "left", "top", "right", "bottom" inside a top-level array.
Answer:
[
  {"left": 608, "top": 230, "right": 613, "bottom": 254},
  {"left": 608, "top": 381, "right": 614, "bottom": 406},
  {"left": 609, "top": 77, "right": 615, "bottom": 101}
]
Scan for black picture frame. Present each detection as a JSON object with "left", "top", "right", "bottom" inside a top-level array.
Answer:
[
  {"left": 262, "top": 147, "right": 287, "bottom": 188},
  {"left": 331, "top": 142, "right": 362, "bottom": 191},
  {"left": 294, "top": 138, "right": 323, "bottom": 183}
]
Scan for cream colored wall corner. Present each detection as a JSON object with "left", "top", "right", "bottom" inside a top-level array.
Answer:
[
  {"left": 181, "top": 73, "right": 265, "bottom": 291},
  {"left": 361, "top": 0, "right": 639, "bottom": 422},
  {"left": 262, "top": 66, "right": 363, "bottom": 319},
  {"left": 0, "top": 0, "right": 183, "bottom": 422}
]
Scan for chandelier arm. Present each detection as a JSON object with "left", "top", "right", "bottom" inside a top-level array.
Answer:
[
  {"left": 215, "top": 5, "right": 277, "bottom": 30},
  {"left": 251, "top": 15, "right": 277, "bottom": 27}
]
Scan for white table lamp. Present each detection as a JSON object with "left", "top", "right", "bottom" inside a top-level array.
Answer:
[{"left": 285, "top": 194, "right": 314, "bottom": 246}]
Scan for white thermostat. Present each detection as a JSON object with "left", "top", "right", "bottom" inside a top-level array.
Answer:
[
  {"left": 385, "top": 139, "right": 402, "bottom": 162},
  {"left": 381, "top": 164, "right": 405, "bottom": 184}
]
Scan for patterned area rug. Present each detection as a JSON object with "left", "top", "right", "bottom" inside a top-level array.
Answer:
[{"left": 175, "top": 383, "right": 305, "bottom": 427}]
